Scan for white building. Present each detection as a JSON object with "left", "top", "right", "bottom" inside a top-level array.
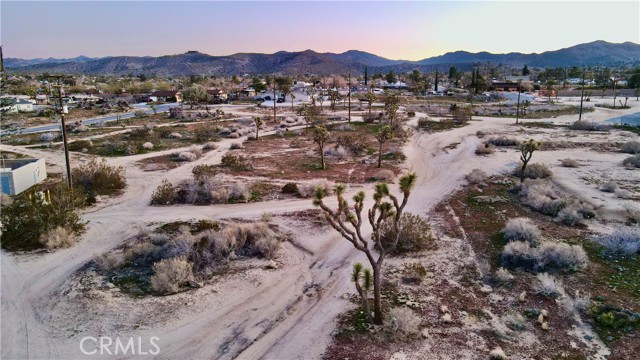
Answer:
[{"left": 1, "top": 158, "right": 48, "bottom": 196}]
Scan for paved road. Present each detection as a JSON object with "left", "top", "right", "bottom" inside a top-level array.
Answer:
[{"left": 0, "top": 102, "right": 179, "bottom": 137}]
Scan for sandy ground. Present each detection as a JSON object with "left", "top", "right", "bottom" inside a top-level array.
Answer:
[{"left": 1, "top": 99, "right": 639, "bottom": 359}]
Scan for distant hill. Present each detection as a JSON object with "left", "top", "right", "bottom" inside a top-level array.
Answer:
[
  {"left": 6, "top": 41, "right": 639, "bottom": 76},
  {"left": 417, "top": 41, "right": 640, "bottom": 68}
]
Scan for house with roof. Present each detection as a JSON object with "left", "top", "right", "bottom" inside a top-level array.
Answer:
[
  {"left": 207, "top": 89, "right": 228, "bottom": 100},
  {"left": 150, "top": 90, "right": 183, "bottom": 103},
  {"left": 0, "top": 98, "right": 35, "bottom": 113}
]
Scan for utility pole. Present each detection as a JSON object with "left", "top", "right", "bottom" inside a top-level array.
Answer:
[
  {"left": 273, "top": 84, "right": 276, "bottom": 121},
  {"left": 516, "top": 80, "right": 521, "bottom": 125},
  {"left": 51, "top": 76, "right": 73, "bottom": 188},
  {"left": 579, "top": 70, "right": 585, "bottom": 120},
  {"left": 348, "top": 73, "right": 351, "bottom": 122}
]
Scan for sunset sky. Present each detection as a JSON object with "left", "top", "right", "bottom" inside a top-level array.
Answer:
[{"left": 2, "top": 1, "right": 639, "bottom": 60}]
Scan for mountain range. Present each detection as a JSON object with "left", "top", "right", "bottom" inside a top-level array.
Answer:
[{"left": 5, "top": 41, "right": 639, "bottom": 76}]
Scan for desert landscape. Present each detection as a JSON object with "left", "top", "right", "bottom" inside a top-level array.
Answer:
[
  {"left": 2, "top": 1, "right": 640, "bottom": 359},
  {"left": 2, "top": 88, "right": 639, "bottom": 359}
]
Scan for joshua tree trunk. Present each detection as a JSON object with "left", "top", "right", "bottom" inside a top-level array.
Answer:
[
  {"left": 320, "top": 145, "right": 325, "bottom": 170},
  {"left": 378, "top": 142, "right": 383, "bottom": 168},
  {"left": 372, "top": 264, "right": 382, "bottom": 324}
]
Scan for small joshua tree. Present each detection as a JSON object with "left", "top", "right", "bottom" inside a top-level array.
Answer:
[
  {"left": 352, "top": 262, "right": 373, "bottom": 323},
  {"left": 312, "top": 125, "right": 330, "bottom": 170},
  {"left": 314, "top": 172, "right": 417, "bottom": 324},
  {"left": 375, "top": 125, "right": 394, "bottom": 168},
  {"left": 518, "top": 139, "right": 541, "bottom": 183},
  {"left": 254, "top": 116, "right": 263, "bottom": 140}
]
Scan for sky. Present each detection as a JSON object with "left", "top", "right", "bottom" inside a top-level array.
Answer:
[{"left": 2, "top": 1, "right": 639, "bottom": 60}]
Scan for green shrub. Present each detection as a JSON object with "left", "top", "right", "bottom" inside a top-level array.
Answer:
[
  {"left": 68, "top": 140, "right": 93, "bottom": 151},
  {"left": 72, "top": 158, "right": 126, "bottom": 196},
  {"left": 378, "top": 213, "right": 436, "bottom": 254},
  {"left": 192, "top": 164, "right": 217, "bottom": 180},
  {"left": 150, "top": 180, "right": 178, "bottom": 205},
  {"left": 220, "top": 154, "right": 253, "bottom": 171},
  {"left": 0, "top": 183, "right": 86, "bottom": 251}
]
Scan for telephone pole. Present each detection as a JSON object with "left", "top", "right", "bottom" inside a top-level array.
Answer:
[
  {"left": 516, "top": 80, "right": 521, "bottom": 125},
  {"left": 348, "top": 73, "right": 351, "bottom": 123},
  {"left": 50, "top": 76, "right": 73, "bottom": 188},
  {"left": 579, "top": 70, "right": 586, "bottom": 120}
]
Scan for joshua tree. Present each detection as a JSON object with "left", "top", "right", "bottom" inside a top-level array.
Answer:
[
  {"left": 254, "top": 116, "right": 263, "bottom": 140},
  {"left": 384, "top": 92, "right": 400, "bottom": 127},
  {"left": 352, "top": 263, "right": 373, "bottom": 323},
  {"left": 375, "top": 125, "right": 394, "bottom": 168},
  {"left": 149, "top": 103, "right": 157, "bottom": 115},
  {"left": 518, "top": 139, "right": 541, "bottom": 183},
  {"left": 312, "top": 125, "right": 330, "bottom": 170},
  {"left": 364, "top": 91, "right": 376, "bottom": 116},
  {"left": 544, "top": 79, "right": 556, "bottom": 104},
  {"left": 313, "top": 173, "right": 417, "bottom": 324}
]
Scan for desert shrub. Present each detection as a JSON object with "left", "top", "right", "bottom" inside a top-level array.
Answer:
[
  {"left": 363, "top": 113, "right": 378, "bottom": 123},
  {"left": 534, "top": 273, "right": 564, "bottom": 298},
  {"left": 179, "top": 177, "right": 217, "bottom": 204},
  {"left": 475, "top": 143, "right": 496, "bottom": 155},
  {"left": 595, "top": 230, "right": 640, "bottom": 257},
  {"left": 372, "top": 169, "right": 395, "bottom": 182},
  {"left": 142, "top": 142, "right": 154, "bottom": 150},
  {"left": 502, "top": 241, "right": 538, "bottom": 269},
  {"left": 519, "top": 180, "right": 565, "bottom": 216},
  {"left": 336, "top": 133, "right": 367, "bottom": 154},
  {"left": 599, "top": 181, "right": 618, "bottom": 193},
  {"left": 621, "top": 141, "right": 640, "bottom": 154},
  {"left": 150, "top": 256, "right": 194, "bottom": 295},
  {"left": 150, "top": 180, "right": 178, "bottom": 205},
  {"left": 94, "top": 252, "right": 124, "bottom": 271},
  {"left": 384, "top": 307, "right": 421, "bottom": 336},
  {"left": 0, "top": 193, "right": 13, "bottom": 206},
  {"left": 622, "top": 154, "right": 640, "bottom": 168},
  {"left": 72, "top": 158, "right": 126, "bottom": 196},
  {"left": 493, "top": 267, "right": 515, "bottom": 284},
  {"left": 228, "top": 182, "right": 249, "bottom": 202},
  {"left": 324, "top": 145, "right": 349, "bottom": 159},
  {"left": 450, "top": 104, "right": 472, "bottom": 124},
  {"left": 129, "top": 127, "right": 153, "bottom": 141},
  {"left": 39, "top": 226, "right": 77, "bottom": 250},
  {"left": 230, "top": 143, "right": 243, "bottom": 150},
  {"left": 406, "top": 110, "right": 416, "bottom": 118},
  {"left": 68, "top": 140, "right": 93, "bottom": 151},
  {"left": 221, "top": 222, "right": 279, "bottom": 257},
  {"left": 210, "top": 187, "right": 230, "bottom": 204},
  {"left": 192, "top": 164, "right": 217, "bottom": 180},
  {"left": 298, "top": 180, "right": 334, "bottom": 198},
  {"left": 615, "top": 188, "right": 632, "bottom": 199},
  {"left": 202, "top": 141, "right": 217, "bottom": 150},
  {"left": 379, "top": 213, "right": 436, "bottom": 254},
  {"left": 220, "top": 154, "right": 253, "bottom": 171},
  {"left": 417, "top": 117, "right": 430, "bottom": 128},
  {"left": 177, "top": 151, "right": 197, "bottom": 162},
  {"left": 465, "top": 169, "right": 488, "bottom": 184},
  {"left": 281, "top": 182, "right": 299, "bottom": 195},
  {"left": 488, "top": 136, "right": 519, "bottom": 147},
  {"left": 489, "top": 347, "right": 507, "bottom": 360},
  {"left": 503, "top": 312, "right": 526, "bottom": 331},
  {"left": 555, "top": 206, "right": 582, "bottom": 226},
  {"left": 521, "top": 163, "right": 552, "bottom": 179},
  {"left": 0, "top": 183, "right": 86, "bottom": 251},
  {"left": 255, "top": 235, "right": 280, "bottom": 259},
  {"left": 559, "top": 158, "right": 579, "bottom": 167},
  {"left": 570, "top": 120, "right": 610, "bottom": 131},
  {"left": 537, "top": 242, "right": 588, "bottom": 270},
  {"left": 40, "top": 132, "right": 59, "bottom": 142},
  {"left": 502, "top": 218, "right": 541, "bottom": 245}
]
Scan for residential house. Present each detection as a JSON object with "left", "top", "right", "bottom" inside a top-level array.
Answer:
[
  {"left": 505, "top": 76, "right": 532, "bottom": 83},
  {"left": 150, "top": 90, "right": 183, "bottom": 103},
  {"left": 207, "top": 89, "right": 228, "bottom": 100},
  {"left": 489, "top": 82, "right": 521, "bottom": 92},
  {"left": 35, "top": 94, "right": 49, "bottom": 105},
  {"left": 0, "top": 98, "right": 35, "bottom": 113}
]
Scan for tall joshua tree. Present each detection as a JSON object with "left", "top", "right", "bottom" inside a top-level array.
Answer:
[
  {"left": 312, "top": 125, "right": 330, "bottom": 170},
  {"left": 518, "top": 139, "right": 541, "bottom": 183},
  {"left": 314, "top": 173, "right": 417, "bottom": 324},
  {"left": 375, "top": 125, "right": 394, "bottom": 168}
]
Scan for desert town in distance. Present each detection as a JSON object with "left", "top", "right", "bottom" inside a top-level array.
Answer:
[{"left": 1, "top": 1, "right": 639, "bottom": 359}]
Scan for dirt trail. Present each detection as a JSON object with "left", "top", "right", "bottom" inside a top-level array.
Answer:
[{"left": 2, "top": 102, "right": 638, "bottom": 359}]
